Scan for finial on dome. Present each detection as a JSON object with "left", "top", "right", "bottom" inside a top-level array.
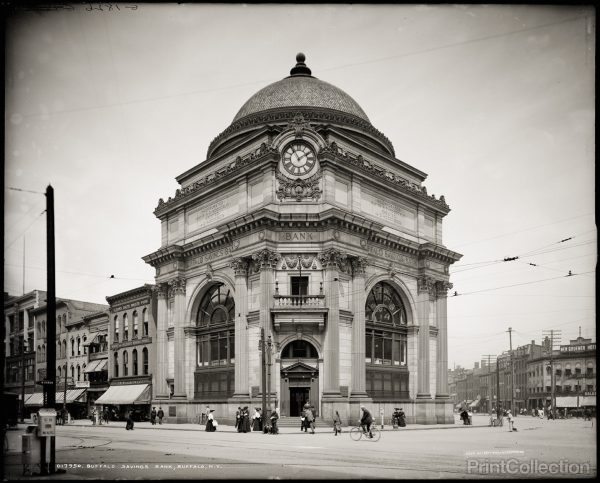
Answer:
[{"left": 290, "top": 52, "right": 312, "bottom": 76}]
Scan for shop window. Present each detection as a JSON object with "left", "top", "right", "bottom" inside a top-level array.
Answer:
[
  {"left": 142, "top": 308, "right": 149, "bottom": 337},
  {"left": 133, "top": 311, "right": 139, "bottom": 339}
]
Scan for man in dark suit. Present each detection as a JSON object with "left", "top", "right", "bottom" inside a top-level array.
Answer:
[{"left": 360, "top": 405, "right": 373, "bottom": 438}]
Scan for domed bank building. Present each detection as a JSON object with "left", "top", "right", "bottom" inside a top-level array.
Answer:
[{"left": 142, "top": 54, "right": 462, "bottom": 425}]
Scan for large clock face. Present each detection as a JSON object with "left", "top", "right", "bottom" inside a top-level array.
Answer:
[{"left": 282, "top": 143, "right": 316, "bottom": 177}]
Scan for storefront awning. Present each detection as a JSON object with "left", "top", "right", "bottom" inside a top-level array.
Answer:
[
  {"left": 581, "top": 396, "right": 596, "bottom": 407},
  {"left": 84, "top": 359, "right": 108, "bottom": 373},
  {"left": 94, "top": 384, "right": 150, "bottom": 406},
  {"left": 469, "top": 398, "right": 481, "bottom": 408},
  {"left": 25, "top": 388, "right": 86, "bottom": 406},
  {"left": 555, "top": 396, "right": 579, "bottom": 408}
]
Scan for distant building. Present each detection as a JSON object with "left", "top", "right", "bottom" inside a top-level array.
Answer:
[{"left": 96, "top": 285, "right": 157, "bottom": 420}]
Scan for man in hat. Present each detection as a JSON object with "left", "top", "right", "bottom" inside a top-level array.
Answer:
[
  {"left": 235, "top": 407, "right": 242, "bottom": 432},
  {"left": 506, "top": 410, "right": 514, "bottom": 431}
]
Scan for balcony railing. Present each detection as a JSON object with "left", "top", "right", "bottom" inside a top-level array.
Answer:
[{"left": 273, "top": 294, "right": 326, "bottom": 308}]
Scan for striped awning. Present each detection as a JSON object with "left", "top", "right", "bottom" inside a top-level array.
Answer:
[
  {"left": 25, "top": 388, "right": 86, "bottom": 406},
  {"left": 94, "top": 384, "right": 150, "bottom": 405},
  {"left": 84, "top": 359, "right": 108, "bottom": 373}
]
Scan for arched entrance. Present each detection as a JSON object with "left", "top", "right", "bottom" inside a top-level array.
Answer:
[{"left": 280, "top": 340, "right": 319, "bottom": 417}]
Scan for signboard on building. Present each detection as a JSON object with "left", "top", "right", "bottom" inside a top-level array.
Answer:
[{"left": 560, "top": 343, "right": 595, "bottom": 353}]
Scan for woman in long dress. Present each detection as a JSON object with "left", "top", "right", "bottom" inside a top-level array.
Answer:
[
  {"left": 253, "top": 408, "right": 262, "bottom": 431},
  {"left": 205, "top": 410, "right": 216, "bottom": 432}
]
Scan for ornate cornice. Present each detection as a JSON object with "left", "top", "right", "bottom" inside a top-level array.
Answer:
[
  {"left": 318, "top": 248, "right": 350, "bottom": 273},
  {"left": 251, "top": 248, "right": 281, "bottom": 272},
  {"left": 207, "top": 107, "right": 395, "bottom": 159},
  {"left": 230, "top": 257, "right": 250, "bottom": 276},
  {"left": 275, "top": 170, "right": 322, "bottom": 202},
  {"left": 142, "top": 245, "right": 183, "bottom": 268},
  {"left": 320, "top": 142, "right": 451, "bottom": 213},
  {"left": 154, "top": 143, "right": 278, "bottom": 217},
  {"left": 418, "top": 242, "right": 463, "bottom": 265}
]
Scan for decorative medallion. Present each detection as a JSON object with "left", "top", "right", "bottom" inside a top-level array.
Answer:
[{"left": 276, "top": 170, "right": 322, "bottom": 202}]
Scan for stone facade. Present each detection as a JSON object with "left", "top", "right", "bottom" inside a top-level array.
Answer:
[{"left": 143, "top": 54, "right": 461, "bottom": 424}]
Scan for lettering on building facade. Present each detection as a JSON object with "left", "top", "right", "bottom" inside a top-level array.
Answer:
[
  {"left": 278, "top": 232, "right": 318, "bottom": 242},
  {"left": 364, "top": 244, "right": 416, "bottom": 267},
  {"left": 186, "top": 241, "right": 240, "bottom": 268}
]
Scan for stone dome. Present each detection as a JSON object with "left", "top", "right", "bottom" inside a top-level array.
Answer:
[{"left": 232, "top": 54, "right": 370, "bottom": 123}]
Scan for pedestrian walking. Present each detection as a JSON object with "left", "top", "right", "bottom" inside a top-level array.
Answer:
[
  {"left": 150, "top": 407, "right": 157, "bottom": 425},
  {"left": 157, "top": 407, "right": 164, "bottom": 424},
  {"left": 125, "top": 410, "right": 134, "bottom": 431},
  {"left": 305, "top": 406, "right": 315, "bottom": 434},
  {"left": 91, "top": 407, "right": 97, "bottom": 426},
  {"left": 205, "top": 409, "right": 216, "bottom": 432},
  {"left": 538, "top": 408, "right": 544, "bottom": 419},
  {"left": 506, "top": 410, "right": 515, "bottom": 431},
  {"left": 253, "top": 408, "right": 262, "bottom": 432},
  {"left": 270, "top": 408, "right": 279, "bottom": 434},
  {"left": 242, "top": 407, "right": 251, "bottom": 433},
  {"left": 103, "top": 407, "right": 110, "bottom": 425},
  {"left": 203, "top": 405, "right": 210, "bottom": 424},
  {"left": 235, "top": 407, "right": 242, "bottom": 432},
  {"left": 333, "top": 410, "right": 342, "bottom": 436}
]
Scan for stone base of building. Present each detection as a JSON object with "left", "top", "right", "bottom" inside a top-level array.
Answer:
[{"left": 151, "top": 397, "right": 455, "bottom": 425}]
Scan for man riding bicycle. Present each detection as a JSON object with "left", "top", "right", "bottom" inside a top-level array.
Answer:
[{"left": 360, "top": 405, "right": 373, "bottom": 438}]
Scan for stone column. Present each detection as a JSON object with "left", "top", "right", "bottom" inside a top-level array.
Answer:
[
  {"left": 170, "top": 277, "right": 187, "bottom": 397},
  {"left": 154, "top": 283, "right": 169, "bottom": 397},
  {"left": 318, "top": 248, "right": 345, "bottom": 397},
  {"left": 416, "top": 276, "right": 435, "bottom": 398},
  {"left": 231, "top": 257, "right": 250, "bottom": 397},
  {"left": 252, "top": 248, "right": 280, "bottom": 403},
  {"left": 350, "top": 257, "right": 369, "bottom": 397},
  {"left": 435, "top": 281, "right": 452, "bottom": 398}
]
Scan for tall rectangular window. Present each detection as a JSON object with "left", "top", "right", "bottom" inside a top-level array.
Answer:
[
  {"left": 291, "top": 276, "right": 309, "bottom": 296},
  {"left": 229, "top": 332, "right": 235, "bottom": 364},
  {"left": 219, "top": 334, "right": 227, "bottom": 366},
  {"left": 365, "top": 332, "right": 372, "bottom": 364},
  {"left": 210, "top": 335, "right": 219, "bottom": 366}
]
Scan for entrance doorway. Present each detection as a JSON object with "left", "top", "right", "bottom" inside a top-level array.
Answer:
[{"left": 290, "top": 387, "right": 310, "bottom": 417}]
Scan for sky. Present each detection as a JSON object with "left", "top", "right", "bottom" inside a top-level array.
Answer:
[{"left": 4, "top": 4, "right": 596, "bottom": 369}]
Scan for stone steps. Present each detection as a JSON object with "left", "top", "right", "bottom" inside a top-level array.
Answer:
[{"left": 277, "top": 416, "right": 323, "bottom": 428}]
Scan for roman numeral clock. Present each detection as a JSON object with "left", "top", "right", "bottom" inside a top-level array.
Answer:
[{"left": 276, "top": 141, "right": 322, "bottom": 202}]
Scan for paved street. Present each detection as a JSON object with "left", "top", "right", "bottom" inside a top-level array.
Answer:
[{"left": 3, "top": 415, "right": 596, "bottom": 479}]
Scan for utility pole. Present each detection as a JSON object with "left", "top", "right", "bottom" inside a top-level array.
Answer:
[
  {"left": 482, "top": 354, "right": 495, "bottom": 414},
  {"left": 43, "top": 184, "right": 57, "bottom": 474},
  {"left": 496, "top": 358, "right": 501, "bottom": 420},
  {"left": 508, "top": 328, "right": 514, "bottom": 413},
  {"left": 542, "top": 329, "right": 562, "bottom": 418}
]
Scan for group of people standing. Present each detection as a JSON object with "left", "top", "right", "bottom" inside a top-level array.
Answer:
[
  {"left": 150, "top": 407, "right": 165, "bottom": 425},
  {"left": 235, "top": 407, "right": 254, "bottom": 433}
]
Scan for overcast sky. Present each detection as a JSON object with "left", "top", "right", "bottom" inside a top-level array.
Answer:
[{"left": 4, "top": 4, "right": 596, "bottom": 368}]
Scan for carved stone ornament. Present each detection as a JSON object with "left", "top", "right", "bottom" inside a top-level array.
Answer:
[
  {"left": 206, "top": 263, "right": 214, "bottom": 280},
  {"left": 435, "top": 280, "right": 453, "bottom": 297},
  {"left": 387, "top": 262, "right": 397, "bottom": 279},
  {"left": 276, "top": 170, "right": 322, "bottom": 202},
  {"left": 282, "top": 255, "right": 316, "bottom": 270},
  {"left": 167, "top": 277, "right": 186, "bottom": 298},
  {"left": 251, "top": 248, "right": 281, "bottom": 272},
  {"left": 318, "top": 248, "right": 349, "bottom": 273},
  {"left": 230, "top": 257, "right": 250, "bottom": 276},
  {"left": 350, "top": 256, "right": 368, "bottom": 276},
  {"left": 154, "top": 283, "right": 169, "bottom": 299},
  {"left": 285, "top": 113, "right": 311, "bottom": 138},
  {"left": 417, "top": 276, "right": 436, "bottom": 295}
]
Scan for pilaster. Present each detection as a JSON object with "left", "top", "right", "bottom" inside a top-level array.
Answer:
[
  {"left": 231, "top": 257, "right": 250, "bottom": 397},
  {"left": 170, "top": 277, "right": 187, "bottom": 397},
  {"left": 154, "top": 283, "right": 169, "bottom": 398},
  {"left": 435, "top": 281, "right": 452, "bottom": 400},
  {"left": 416, "top": 275, "right": 435, "bottom": 399},
  {"left": 350, "top": 256, "right": 369, "bottom": 398}
]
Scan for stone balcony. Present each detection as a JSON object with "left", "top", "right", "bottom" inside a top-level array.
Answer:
[{"left": 271, "top": 294, "right": 328, "bottom": 332}]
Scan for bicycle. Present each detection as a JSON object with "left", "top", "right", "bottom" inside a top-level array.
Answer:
[{"left": 350, "top": 424, "right": 381, "bottom": 442}]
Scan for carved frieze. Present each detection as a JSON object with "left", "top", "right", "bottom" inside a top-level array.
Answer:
[
  {"left": 251, "top": 248, "right": 281, "bottom": 272},
  {"left": 275, "top": 170, "right": 322, "bottom": 202},
  {"left": 281, "top": 254, "right": 318, "bottom": 270}
]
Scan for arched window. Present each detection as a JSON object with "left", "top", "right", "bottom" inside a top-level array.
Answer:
[
  {"left": 62, "top": 340, "right": 67, "bottom": 359},
  {"left": 58, "top": 366, "right": 61, "bottom": 379},
  {"left": 194, "top": 283, "right": 235, "bottom": 399},
  {"left": 71, "top": 338, "right": 75, "bottom": 357},
  {"left": 123, "top": 314, "right": 129, "bottom": 341},
  {"left": 123, "top": 350, "right": 129, "bottom": 376},
  {"left": 77, "top": 365, "right": 81, "bottom": 381},
  {"left": 365, "top": 281, "right": 409, "bottom": 400},
  {"left": 132, "top": 349, "right": 138, "bottom": 375},
  {"left": 42, "top": 321, "right": 46, "bottom": 336},
  {"left": 70, "top": 365, "right": 75, "bottom": 380},
  {"left": 281, "top": 340, "right": 318, "bottom": 359},
  {"left": 83, "top": 364, "right": 87, "bottom": 381},
  {"left": 132, "top": 311, "right": 139, "bottom": 339},
  {"left": 114, "top": 315, "right": 120, "bottom": 342},
  {"left": 142, "top": 308, "right": 149, "bottom": 337},
  {"left": 37, "top": 345, "right": 41, "bottom": 362},
  {"left": 83, "top": 335, "right": 87, "bottom": 355},
  {"left": 38, "top": 322, "right": 42, "bottom": 337},
  {"left": 114, "top": 352, "right": 119, "bottom": 378},
  {"left": 57, "top": 341, "right": 61, "bottom": 359},
  {"left": 142, "top": 348, "right": 148, "bottom": 375},
  {"left": 77, "top": 337, "right": 81, "bottom": 356}
]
